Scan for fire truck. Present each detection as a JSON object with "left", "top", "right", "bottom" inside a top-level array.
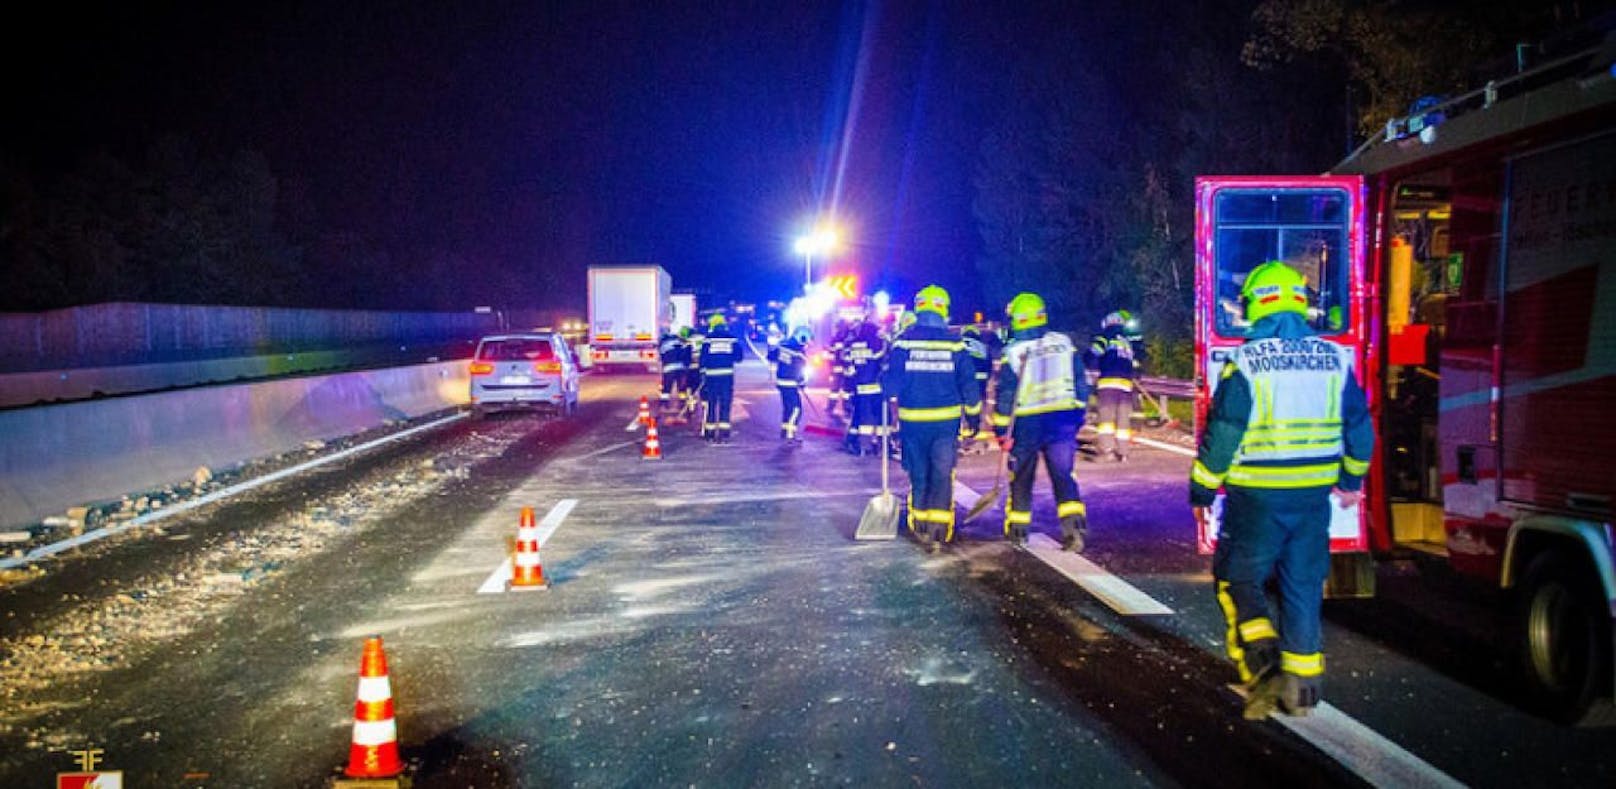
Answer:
[{"left": 1194, "top": 38, "right": 1616, "bottom": 722}]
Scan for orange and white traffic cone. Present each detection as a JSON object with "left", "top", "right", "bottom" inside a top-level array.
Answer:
[
  {"left": 642, "top": 418, "right": 663, "bottom": 461},
  {"left": 510, "top": 506, "right": 549, "bottom": 590},
  {"left": 343, "top": 636, "right": 403, "bottom": 781},
  {"left": 637, "top": 395, "right": 652, "bottom": 426}
]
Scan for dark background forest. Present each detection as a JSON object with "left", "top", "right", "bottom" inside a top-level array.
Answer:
[{"left": 3, "top": 0, "right": 1610, "bottom": 368}]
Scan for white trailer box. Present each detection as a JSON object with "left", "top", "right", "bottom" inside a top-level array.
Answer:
[
  {"left": 588, "top": 265, "right": 672, "bottom": 372},
  {"left": 670, "top": 292, "right": 697, "bottom": 333}
]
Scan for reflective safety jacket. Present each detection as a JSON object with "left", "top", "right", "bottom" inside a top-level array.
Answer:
[
  {"left": 1086, "top": 326, "right": 1140, "bottom": 391},
  {"left": 962, "top": 333, "right": 991, "bottom": 384},
  {"left": 882, "top": 318, "right": 981, "bottom": 424},
  {"left": 993, "top": 329, "right": 1088, "bottom": 432},
  {"left": 658, "top": 333, "right": 688, "bottom": 372},
  {"left": 1190, "top": 313, "right": 1373, "bottom": 504},
  {"left": 846, "top": 323, "right": 886, "bottom": 396},
  {"left": 699, "top": 327, "right": 741, "bottom": 377},
  {"left": 770, "top": 337, "right": 807, "bottom": 386},
  {"left": 688, "top": 330, "right": 706, "bottom": 369},
  {"left": 830, "top": 324, "right": 854, "bottom": 381}
]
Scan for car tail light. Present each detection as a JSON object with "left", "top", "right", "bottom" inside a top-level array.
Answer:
[
  {"left": 534, "top": 361, "right": 562, "bottom": 373},
  {"left": 470, "top": 361, "right": 494, "bottom": 375},
  {"left": 593, "top": 350, "right": 608, "bottom": 360},
  {"left": 640, "top": 349, "right": 657, "bottom": 360}
]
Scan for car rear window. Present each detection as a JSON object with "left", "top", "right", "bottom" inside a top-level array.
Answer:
[{"left": 477, "top": 338, "right": 556, "bottom": 361}]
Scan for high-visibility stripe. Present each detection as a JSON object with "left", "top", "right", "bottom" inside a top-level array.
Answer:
[
  {"left": 703, "top": 369, "right": 734, "bottom": 376},
  {"left": 896, "top": 339, "right": 964, "bottom": 351},
  {"left": 1191, "top": 460, "right": 1225, "bottom": 489},
  {"left": 356, "top": 676, "right": 392, "bottom": 703},
  {"left": 1116, "top": 429, "right": 1132, "bottom": 440},
  {"left": 1227, "top": 462, "right": 1339, "bottom": 488},
  {"left": 963, "top": 403, "right": 982, "bottom": 416},
  {"left": 776, "top": 380, "right": 799, "bottom": 388},
  {"left": 1097, "top": 422, "right": 1116, "bottom": 435},
  {"left": 1216, "top": 581, "right": 1252, "bottom": 684},
  {"left": 899, "top": 405, "right": 962, "bottom": 421},
  {"left": 1057, "top": 500, "right": 1086, "bottom": 518},
  {"left": 351, "top": 718, "right": 398, "bottom": 746},
  {"left": 1096, "top": 377, "right": 1135, "bottom": 390},
  {"left": 1282, "top": 651, "right": 1325, "bottom": 677},
  {"left": 856, "top": 426, "right": 875, "bottom": 435},
  {"left": 975, "top": 372, "right": 990, "bottom": 380},
  {"left": 1342, "top": 456, "right": 1369, "bottom": 476},
  {"left": 1239, "top": 617, "right": 1278, "bottom": 643},
  {"left": 1014, "top": 401, "right": 1081, "bottom": 416},
  {"left": 1004, "top": 509, "right": 1032, "bottom": 525}
]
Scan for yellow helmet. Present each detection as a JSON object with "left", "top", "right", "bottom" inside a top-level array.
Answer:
[
  {"left": 913, "top": 285, "right": 950, "bottom": 319},
  {"left": 707, "top": 313, "right": 728, "bottom": 329},
  {"left": 1241, "top": 261, "right": 1310, "bottom": 322},
  {"left": 1006, "top": 292, "right": 1047, "bottom": 331}
]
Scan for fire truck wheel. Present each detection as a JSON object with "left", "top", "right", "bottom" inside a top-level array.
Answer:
[{"left": 1517, "top": 549, "right": 1613, "bottom": 723}]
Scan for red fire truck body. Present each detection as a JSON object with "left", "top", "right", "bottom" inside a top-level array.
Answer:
[{"left": 1194, "top": 43, "right": 1616, "bottom": 720}]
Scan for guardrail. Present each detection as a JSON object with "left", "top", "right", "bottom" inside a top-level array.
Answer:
[{"left": 1138, "top": 376, "right": 1194, "bottom": 399}]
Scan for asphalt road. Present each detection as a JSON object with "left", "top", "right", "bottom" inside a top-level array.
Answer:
[{"left": 0, "top": 361, "right": 1612, "bottom": 787}]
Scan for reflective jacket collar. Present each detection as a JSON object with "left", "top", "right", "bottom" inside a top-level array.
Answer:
[{"left": 1246, "top": 312, "right": 1314, "bottom": 341}]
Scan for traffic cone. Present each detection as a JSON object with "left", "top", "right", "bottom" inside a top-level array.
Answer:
[
  {"left": 642, "top": 418, "right": 663, "bottom": 461},
  {"left": 510, "top": 506, "right": 549, "bottom": 590},
  {"left": 343, "top": 637, "right": 403, "bottom": 780},
  {"left": 637, "top": 396, "right": 652, "bottom": 426}
]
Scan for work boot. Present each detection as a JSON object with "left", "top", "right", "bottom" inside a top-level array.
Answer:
[
  {"left": 1242, "top": 672, "right": 1284, "bottom": 721},
  {"left": 1242, "top": 640, "right": 1281, "bottom": 690},
  {"left": 1059, "top": 514, "right": 1088, "bottom": 553},
  {"left": 844, "top": 437, "right": 862, "bottom": 456},
  {"left": 1277, "top": 674, "right": 1319, "bottom": 717},
  {"left": 1008, "top": 524, "right": 1028, "bottom": 546}
]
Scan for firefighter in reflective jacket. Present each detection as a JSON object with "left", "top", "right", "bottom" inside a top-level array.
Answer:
[
  {"left": 828, "top": 320, "right": 854, "bottom": 420},
  {"left": 683, "top": 325, "right": 705, "bottom": 414},
  {"left": 883, "top": 286, "right": 980, "bottom": 550},
  {"left": 658, "top": 328, "right": 688, "bottom": 415},
  {"left": 843, "top": 318, "right": 888, "bottom": 456},
  {"left": 1190, "top": 261, "right": 1373, "bottom": 719},
  {"left": 699, "top": 314, "right": 742, "bottom": 444},
  {"left": 959, "top": 324, "right": 993, "bottom": 451},
  {"left": 771, "top": 326, "right": 810, "bottom": 442},
  {"left": 1086, "top": 310, "right": 1144, "bottom": 461},
  {"left": 993, "top": 292, "right": 1090, "bottom": 550}
]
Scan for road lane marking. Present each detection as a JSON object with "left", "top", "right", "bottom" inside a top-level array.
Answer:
[
  {"left": 952, "top": 481, "right": 1171, "bottom": 615},
  {"left": 1024, "top": 534, "right": 1174, "bottom": 615},
  {"left": 567, "top": 440, "right": 641, "bottom": 463},
  {"left": 1228, "top": 687, "right": 1465, "bottom": 788},
  {"left": 1132, "top": 436, "right": 1196, "bottom": 458},
  {"left": 0, "top": 411, "right": 468, "bottom": 571},
  {"left": 476, "top": 498, "right": 577, "bottom": 594}
]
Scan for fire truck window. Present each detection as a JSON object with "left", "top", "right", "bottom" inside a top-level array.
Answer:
[{"left": 1212, "top": 189, "right": 1351, "bottom": 337}]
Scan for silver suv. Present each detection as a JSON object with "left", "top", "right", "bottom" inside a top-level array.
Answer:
[{"left": 469, "top": 332, "right": 581, "bottom": 417}]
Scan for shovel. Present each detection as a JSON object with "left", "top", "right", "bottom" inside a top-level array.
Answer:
[
  {"left": 855, "top": 395, "right": 900, "bottom": 540},
  {"left": 963, "top": 347, "right": 1032, "bottom": 523}
]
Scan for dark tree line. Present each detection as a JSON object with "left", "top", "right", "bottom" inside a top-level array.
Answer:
[{"left": 972, "top": 0, "right": 1611, "bottom": 376}]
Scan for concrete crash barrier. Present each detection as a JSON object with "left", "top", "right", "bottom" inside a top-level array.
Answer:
[{"left": 0, "top": 360, "right": 470, "bottom": 531}]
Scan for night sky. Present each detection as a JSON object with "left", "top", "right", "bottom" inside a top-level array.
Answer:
[{"left": 4, "top": 0, "right": 1031, "bottom": 308}]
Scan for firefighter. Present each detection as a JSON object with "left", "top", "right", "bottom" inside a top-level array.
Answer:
[
  {"left": 1086, "top": 310, "right": 1144, "bottom": 461},
  {"left": 683, "top": 324, "right": 705, "bottom": 416},
  {"left": 771, "top": 326, "right": 810, "bottom": 442},
  {"left": 827, "top": 319, "right": 853, "bottom": 420},
  {"left": 699, "top": 313, "right": 741, "bottom": 444},
  {"left": 1190, "top": 261, "right": 1373, "bottom": 719},
  {"left": 657, "top": 326, "right": 688, "bottom": 416},
  {"left": 992, "top": 292, "right": 1090, "bottom": 550},
  {"left": 884, "top": 286, "right": 980, "bottom": 551},
  {"left": 959, "top": 324, "right": 993, "bottom": 453},
  {"left": 843, "top": 317, "right": 887, "bottom": 456}
]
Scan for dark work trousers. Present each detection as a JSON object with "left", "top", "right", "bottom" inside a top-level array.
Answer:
[
  {"left": 660, "top": 371, "right": 683, "bottom": 410},
  {"left": 848, "top": 391, "right": 885, "bottom": 447},
  {"left": 1211, "top": 485, "right": 1331, "bottom": 688},
  {"left": 900, "top": 420, "right": 959, "bottom": 541},
  {"left": 1005, "top": 419, "right": 1082, "bottom": 536},
  {"left": 703, "top": 375, "right": 734, "bottom": 438},
  {"left": 778, "top": 384, "right": 802, "bottom": 438}
]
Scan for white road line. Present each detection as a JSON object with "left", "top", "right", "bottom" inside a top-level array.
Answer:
[
  {"left": 953, "top": 480, "right": 982, "bottom": 510},
  {"left": 0, "top": 411, "right": 468, "bottom": 571},
  {"left": 1024, "top": 534, "right": 1174, "bottom": 615},
  {"left": 475, "top": 499, "right": 577, "bottom": 595},
  {"left": 1132, "top": 436, "right": 1196, "bottom": 458},
  {"left": 1228, "top": 687, "right": 1465, "bottom": 788},
  {"left": 567, "top": 440, "right": 641, "bottom": 463}
]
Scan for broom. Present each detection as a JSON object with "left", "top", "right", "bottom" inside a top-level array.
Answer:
[
  {"left": 963, "top": 346, "right": 1033, "bottom": 523},
  {"left": 854, "top": 394, "right": 900, "bottom": 540}
]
